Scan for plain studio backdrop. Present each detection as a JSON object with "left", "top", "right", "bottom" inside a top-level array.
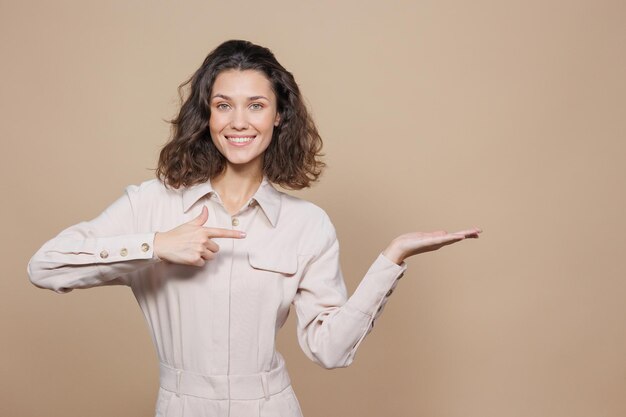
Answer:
[{"left": 1, "top": 1, "right": 625, "bottom": 416}]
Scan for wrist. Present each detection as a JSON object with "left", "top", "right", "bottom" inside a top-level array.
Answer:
[
  {"left": 382, "top": 241, "right": 404, "bottom": 265},
  {"left": 153, "top": 231, "right": 165, "bottom": 260}
]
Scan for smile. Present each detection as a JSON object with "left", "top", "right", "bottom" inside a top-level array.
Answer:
[{"left": 225, "top": 135, "right": 257, "bottom": 146}]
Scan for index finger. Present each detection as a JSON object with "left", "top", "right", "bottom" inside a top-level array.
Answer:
[{"left": 204, "top": 227, "right": 247, "bottom": 239}]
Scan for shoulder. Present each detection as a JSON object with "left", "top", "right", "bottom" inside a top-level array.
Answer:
[
  {"left": 123, "top": 178, "right": 182, "bottom": 201},
  {"left": 115, "top": 178, "right": 188, "bottom": 217},
  {"left": 124, "top": 178, "right": 174, "bottom": 195},
  {"left": 278, "top": 192, "right": 337, "bottom": 253},
  {"left": 280, "top": 192, "right": 333, "bottom": 226}
]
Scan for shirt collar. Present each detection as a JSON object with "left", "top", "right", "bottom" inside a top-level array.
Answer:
[{"left": 181, "top": 175, "right": 282, "bottom": 227}]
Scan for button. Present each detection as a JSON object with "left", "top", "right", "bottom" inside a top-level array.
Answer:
[
  {"left": 141, "top": 243, "right": 150, "bottom": 252},
  {"left": 99, "top": 250, "right": 109, "bottom": 259},
  {"left": 232, "top": 217, "right": 239, "bottom": 226},
  {"left": 120, "top": 248, "right": 128, "bottom": 257},
  {"left": 386, "top": 289, "right": 394, "bottom": 297},
  {"left": 397, "top": 273, "right": 404, "bottom": 280}
]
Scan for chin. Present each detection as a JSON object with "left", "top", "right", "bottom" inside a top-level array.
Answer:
[{"left": 223, "top": 153, "right": 264, "bottom": 167}]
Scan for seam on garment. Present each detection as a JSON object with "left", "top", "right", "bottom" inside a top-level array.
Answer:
[
  {"left": 342, "top": 296, "right": 387, "bottom": 366},
  {"left": 344, "top": 300, "right": 375, "bottom": 319},
  {"left": 158, "top": 386, "right": 227, "bottom": 401},
  {"left": 292, "top": 253, "right": 313, "bottom": 288},
  {"left": 261, "top": 372, "right": 270, "bottom": 400},
  {"left": 246, "top": 205, "right": 263, "bottom": 372},
  {"left": 226, "top": 207, "right": 237, "bottom": 417},
  {"left": 342, "top": 322, "right": 371, "bottom": 367},
  {"left": 95, "top": 257, "right": 108, "bottom": 282}
]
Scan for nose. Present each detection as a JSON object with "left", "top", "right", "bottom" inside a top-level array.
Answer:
[{"left": 230, "top": 108, "right": 248, "bottom": 130}]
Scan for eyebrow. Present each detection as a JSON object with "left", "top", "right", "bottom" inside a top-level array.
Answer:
[{"left": 211, "top": 94, "right": 269, "bottom": 101}]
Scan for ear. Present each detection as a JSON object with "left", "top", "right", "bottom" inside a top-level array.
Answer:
[{"left": 274, "top": 113, "right": 281, "bottom": 126}]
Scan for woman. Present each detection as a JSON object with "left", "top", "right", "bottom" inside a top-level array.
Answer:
[{"left": 28, "top": 39, "right": 481, "bottom": 417}]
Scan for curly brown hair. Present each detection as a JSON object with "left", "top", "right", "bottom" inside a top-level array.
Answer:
[{"left": 156, "top": 39, "right": 325, "bottom": 190}]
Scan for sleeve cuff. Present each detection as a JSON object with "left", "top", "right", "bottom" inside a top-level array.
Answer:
[{"left": 94, "top": 232, "right": 158, "bottom": 263}]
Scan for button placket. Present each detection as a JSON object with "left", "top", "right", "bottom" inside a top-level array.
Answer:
[{"left": 229, "top": 199, "right": 259, "bottom": 234}]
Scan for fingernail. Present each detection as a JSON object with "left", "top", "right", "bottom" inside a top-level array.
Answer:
[{"left": 240, "top": 232, "right": 247, "bottom": 238}]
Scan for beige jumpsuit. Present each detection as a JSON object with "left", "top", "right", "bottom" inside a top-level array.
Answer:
[{"left": 27, "top": 176, "right": 407, "bottom": 417}]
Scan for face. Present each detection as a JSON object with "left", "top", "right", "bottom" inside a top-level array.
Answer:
[{"left": 209, "top": 69, "right": 281, "bottom": 172}]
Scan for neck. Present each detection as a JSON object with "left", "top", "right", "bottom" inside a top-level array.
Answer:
[{"left": 211, "top": 161, "right": 264, "bottom": 207}]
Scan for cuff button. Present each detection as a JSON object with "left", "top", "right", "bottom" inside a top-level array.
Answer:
[
  {"left": 120, "top": 248, "right": 128, "bottom": 257},
  {"left": 99, "top": 250, "right": 109, "bottom": 259},
  {"left": 141, "top": 243, "right": 150, "bottom": 252}
]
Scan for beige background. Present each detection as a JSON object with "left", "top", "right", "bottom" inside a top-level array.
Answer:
[{"left": 2, "top": 0, "right": 625, "bottom": 416}]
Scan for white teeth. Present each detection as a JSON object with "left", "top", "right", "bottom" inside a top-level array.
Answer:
[{"left": 226, "top": 136, "right": 255, "bottom": 143}]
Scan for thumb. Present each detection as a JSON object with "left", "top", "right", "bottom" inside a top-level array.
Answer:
[{"left": 189, "top": 206, "right": 209, "bottom": 226}]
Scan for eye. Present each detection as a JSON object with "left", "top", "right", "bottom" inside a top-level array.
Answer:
[
  {"left": 216, "top": 103, "right": 230, "bottom": 110},
  {"left": 250, "top": 103, "right": 263, "bottom": 110}
]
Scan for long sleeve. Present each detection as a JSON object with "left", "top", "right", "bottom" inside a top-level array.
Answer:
[
  {"left": 292, "top": 212, "right": 407, "bottom": 369},
  {"left": 27, "top": 184, "right": 161, "bottom": 294}
]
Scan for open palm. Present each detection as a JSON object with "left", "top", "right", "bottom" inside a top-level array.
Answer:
[{"left": 383, "top": 228, "right": 482, "bottom": 264}]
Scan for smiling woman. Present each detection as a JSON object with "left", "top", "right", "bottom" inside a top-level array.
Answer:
[
  {"left": 27, "top": 39, "right": 481, "bottom": 417},
  {"left": 156, "top": 40, "right": 325, "bottom": 191}
]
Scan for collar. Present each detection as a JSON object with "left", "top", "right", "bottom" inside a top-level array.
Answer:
[{"left": 181, "top": 175, "right": 282, "bottom": 227}]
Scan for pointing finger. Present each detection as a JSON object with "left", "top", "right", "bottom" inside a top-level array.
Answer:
[{"left": 204, "top": 227, "right": 247, "bottom": 239}]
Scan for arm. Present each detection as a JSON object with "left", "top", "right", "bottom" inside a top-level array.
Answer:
[
  {"left": 292, "top": 208, "right": 482, "bottom": 370},
  {"left": 27, "top": 184, "right": 160, "bottom": 294},
  {"left": 27, "top": 193, "right": 247, "bottom": 294},
  {"left": 292, "top": 213, "right": 407, "bottom": 369}
]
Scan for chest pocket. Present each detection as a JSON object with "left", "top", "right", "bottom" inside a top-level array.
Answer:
[{"left": 247, "top": 247, "right": 298, "bottom": 276}]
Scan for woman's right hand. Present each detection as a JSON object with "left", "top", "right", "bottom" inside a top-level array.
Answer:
[{"left": 154, "top": 206, "right": 246, "bottom": 266}]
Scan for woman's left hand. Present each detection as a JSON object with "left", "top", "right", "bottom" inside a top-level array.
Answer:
[{"left": 382, "top": 227, "right": 482, "bottom": 265}]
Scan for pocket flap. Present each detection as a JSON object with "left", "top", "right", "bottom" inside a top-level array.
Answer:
[{"left": 247, "top": 248, "right": 298, "bottom": 275}]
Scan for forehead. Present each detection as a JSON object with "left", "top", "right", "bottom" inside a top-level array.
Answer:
[{"left": 212, "top": 69, "right": 275, "bottom": 100}]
